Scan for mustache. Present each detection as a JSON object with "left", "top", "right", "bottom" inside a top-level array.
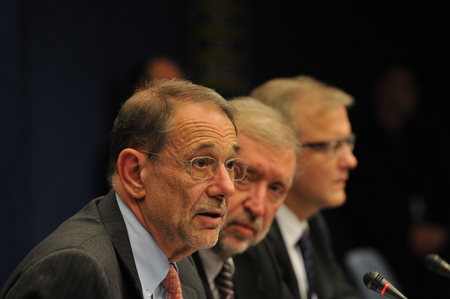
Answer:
[
  {"left": 225, "top": 212, "right": 264, "bottom": 234},
  {"left": 193, "top": 201, "right": 227, "bottom": 216}
]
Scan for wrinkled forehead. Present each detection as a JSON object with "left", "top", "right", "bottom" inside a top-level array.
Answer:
[{"left": 167, "top": 103, "right": 239, "bottom": 156}]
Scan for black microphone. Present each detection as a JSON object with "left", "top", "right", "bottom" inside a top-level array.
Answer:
[
  {"left": 425, "top": 253, "right": 450, "bottom": 279},
  {"left": 363, "top": 271, "right": 407, "bottom": 299}
]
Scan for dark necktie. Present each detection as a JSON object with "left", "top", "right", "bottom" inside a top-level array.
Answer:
[
  {"left": 161, "top": 264, "right": 183, "bottom": 299},
  {"left": 215, "top": 261, "right": 234, "bottom": 299},
  {"left": 298, "top": 231, "right": 317, "bottom": 299}
]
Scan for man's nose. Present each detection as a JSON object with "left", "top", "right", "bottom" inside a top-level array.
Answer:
[
  {"left": 243, "top": 184, "right": 266, "bottom": 217},
  {"left": 213, "top": 163, "right": 236, "bottom": 199},
  {"left": 339, "top": 145, "right": 358, "bottom": 169}
]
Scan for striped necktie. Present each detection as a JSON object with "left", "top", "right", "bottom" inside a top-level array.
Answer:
[
  {"left": 215, "top": 261, "right": 234, "bottom": 299},
  {"left": 161, "top": 264, "right": 183, "bottom": 299},
  {"left": 298, "top": 231, "right": 317, "bottom": 299}
]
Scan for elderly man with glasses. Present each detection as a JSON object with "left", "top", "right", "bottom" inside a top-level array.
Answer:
[
  {"left": 250, "top": 76, "right": 361, "bottom": 299},
  {"left": 0, "top": 79, "right": 246, "bottom": 299}
]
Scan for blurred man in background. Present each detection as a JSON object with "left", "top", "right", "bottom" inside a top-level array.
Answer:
[{"left": 251, "top": 76, "right": 360, "bottom": 299}]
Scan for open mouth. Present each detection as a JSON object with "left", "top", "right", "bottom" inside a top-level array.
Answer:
[
  {"left": 198, "top": 212, "right": 222, "bottom": 218},
  {"left": 196, "top": 211, "right": 224, "bottom": 227}
]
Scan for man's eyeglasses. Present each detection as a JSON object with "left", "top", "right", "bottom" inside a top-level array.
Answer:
[
  {"left": 298, "top": 133, "right": 356, "bottom": 157},
  {"left": 138, "top": 150, "right": 248, "bottom": 181}
]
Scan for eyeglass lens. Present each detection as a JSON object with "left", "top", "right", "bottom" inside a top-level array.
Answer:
[
  {"left": 329, "top": 135, "right": 355, "bottom": 157},
  {"left": 191, "top": 157, "right": 247, "bottom": 181}
]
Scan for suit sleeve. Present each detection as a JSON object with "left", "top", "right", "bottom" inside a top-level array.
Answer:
[{"left": 2, "top": 249, "right": 112, "bottom": 299}]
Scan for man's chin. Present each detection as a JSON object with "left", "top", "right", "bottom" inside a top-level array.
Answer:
[
  {"left": 214, "top": 235, "right": 252, "bottom": 257},
  {"left": 188, "top": 228, "right": 220, "bottom": 249},
  {"left": 326, "top": 194, "right": 347, "bottom": 208}
]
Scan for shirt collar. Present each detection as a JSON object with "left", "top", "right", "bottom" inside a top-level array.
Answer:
[
  {"left": 276, "top": 204, "right": 309, "bottom": 247},
  {"left": 116, "top": 193, "right": 171, "bottom": 298}
]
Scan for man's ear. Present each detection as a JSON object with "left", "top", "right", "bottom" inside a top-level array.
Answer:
[{"left": 116, "top": 148, "right": 148, "bottom": 199}]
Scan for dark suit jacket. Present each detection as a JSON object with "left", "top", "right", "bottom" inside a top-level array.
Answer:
[
  {"left": 267, "top": 213, "right": 362, "bottom": 299},
  {"left": 233, "top": 238, "right": 296, "bottom": 299},
  {"left": 191, "top": 252, "right": 215, "bottom": 299},
  {"left": 192, "top": 241, "right": 295, "bottom": 299},
  {"left": 0, "top": 191, "right": 206, "bottom": 299}
]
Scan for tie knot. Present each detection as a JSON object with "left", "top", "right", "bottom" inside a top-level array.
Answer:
[
  {"left": 220, "top": 261, "right": 232, "bottom": 276},
  {"left": 161, "top": 264, "right": 183, "bottom": 299},
  {"left": 215, "top": 261, "right": 234, "bottom": 299},
  {"left": 298, "top": 231, "right": 313, "bottom": 252}
]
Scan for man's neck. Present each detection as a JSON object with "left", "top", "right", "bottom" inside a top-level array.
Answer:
[
  {"left": 211, "top": 246, "right": 233, "bottom": 261},
  {"left": 284, "top": 192, "right": 317, "bottom": 221}
]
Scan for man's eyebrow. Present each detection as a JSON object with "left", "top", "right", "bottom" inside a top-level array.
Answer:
[
  {"left": 233, "top": 144, "right": 241, "bottom": 154},
  {"left": 195, "top": 143, "right": 215, "bottom": 151}
]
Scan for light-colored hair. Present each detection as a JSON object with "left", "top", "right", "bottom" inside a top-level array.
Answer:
[
  {"left": 250, "top": 75, "right": 354, "bottom": 134},
  {"left": 229, "top": 97, "right": 299, "bottom": 155},
  {"left": 107, "top": 78, "right": 236, "bottom": 184}
]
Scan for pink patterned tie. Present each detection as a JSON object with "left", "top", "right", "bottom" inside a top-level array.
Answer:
[
  {"left": 161, "top": 264, "right": 183, "bottom": 299},
  {"left": 215, "top": 261, "right": 234, "bottom": 299}
]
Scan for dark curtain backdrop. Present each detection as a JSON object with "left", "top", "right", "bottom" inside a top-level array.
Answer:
[{"left": 1, "top": 0, "right": 447, "bottom": 287}]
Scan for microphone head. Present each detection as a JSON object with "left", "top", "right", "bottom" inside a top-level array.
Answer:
[
  {"left": 363, "top": 271, "right": 407, "bottom": 299},
  {"left": 425, "top": 253, "right": 450, "bottom": 278},
  {"left": 363, "top": 271, "right": 387, "bottom": 292},
  {"left": 425, "top": 254, "right": 442, "bottom": 271}
]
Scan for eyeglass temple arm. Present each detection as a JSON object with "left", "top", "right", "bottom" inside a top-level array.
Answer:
[{"left": 138, "top": 150, "right": 191, "bottom": 165}]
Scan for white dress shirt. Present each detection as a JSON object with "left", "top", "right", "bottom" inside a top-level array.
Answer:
[{"left": 276, "top": 204, "right": 317, "bottom": 299}]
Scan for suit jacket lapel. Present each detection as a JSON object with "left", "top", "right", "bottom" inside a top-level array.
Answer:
[
  {"left": 192, "top": 252, "right": 215, "bottom": 299},
  {"left": 308, "top": 213, "right": 330, "bottom": 299},
  {"left": 178, "top": 255, "right": 208, "bottom": 299},
  {"left": 267, "top": 220, "right": 302, "bottom": 299},
  {"left": 233, "top": 244, "right": 265, "bottom": 298},
  {"left": 99, "top": 190, "right": 142, "bottom": 295}
]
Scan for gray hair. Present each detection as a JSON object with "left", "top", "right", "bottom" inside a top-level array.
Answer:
[
  {"left": 250, "top": 75, "right": 354, "bottom": 134},
  {"left": 107, "top": 78, "right": 236, "bottom": 184},
  {"left": 229, "top": 97, "right": 299, "bottom": 154}
]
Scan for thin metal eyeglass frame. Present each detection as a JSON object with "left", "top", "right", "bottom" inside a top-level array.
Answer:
[
  {"left": 298, "top": 133, "right": 356, "bottom": 157},
  {"left": 137, "top": 150, "right": 248, "bottom": 181}
]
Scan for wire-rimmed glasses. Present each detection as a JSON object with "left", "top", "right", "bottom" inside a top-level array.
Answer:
[
  {"left": 138, "top": 150, "right": 248, "bottom": 181},
  {"left": 298, "top": 133, "right": 356, "bottom": 157}
]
